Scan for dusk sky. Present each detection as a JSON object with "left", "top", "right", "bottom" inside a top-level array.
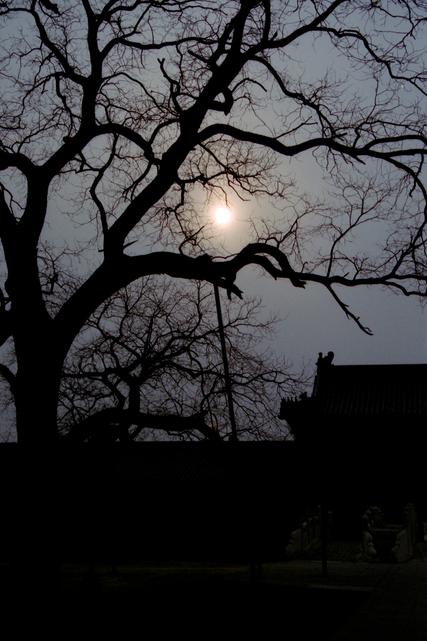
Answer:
[{"left": 210, "top": 201, "right": 427, "bottom": 376}]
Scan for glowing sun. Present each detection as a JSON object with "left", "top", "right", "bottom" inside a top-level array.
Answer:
[{"left": 213, "top": 206, "right": 233, "bottom": 226}]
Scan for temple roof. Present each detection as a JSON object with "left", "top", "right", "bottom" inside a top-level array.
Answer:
[
  {"left": 280, "top": 356, "right": 427, "bottom": 427},
  {"left": 312, "top": 363, "right": 427, "bottom": 417}
]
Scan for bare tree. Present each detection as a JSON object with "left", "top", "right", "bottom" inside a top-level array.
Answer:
[
  {"left": 58, "top": 277, "right": 298, "bottom": 442},
  {"left": 0, "top": 1, "right": 426, "bottom": 444}
]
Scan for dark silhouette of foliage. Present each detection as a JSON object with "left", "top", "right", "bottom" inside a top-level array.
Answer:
[{"left": 59, "top": 278, "right": 299, "bottom": 441}]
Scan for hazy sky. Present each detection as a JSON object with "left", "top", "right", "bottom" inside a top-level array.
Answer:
[
  {"left": 3, "top": 2, "right": 425, "bottom": 384},
  {"left": 244, "top": 269, "right": 427, "bottom": 369},
  {"left": 209, "top": 198, "right": 427, "bottom": 376}
]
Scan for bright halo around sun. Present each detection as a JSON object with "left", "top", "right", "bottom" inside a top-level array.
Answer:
[{"left": 213, "top": 206, "right": 232, "bottom": 226}]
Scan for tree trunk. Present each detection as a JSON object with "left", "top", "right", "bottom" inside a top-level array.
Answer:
[
  {"left": 12, "top": 334, "right": 65, "bottom": 597},
  {"left": 15, "top": 376, "right": 60, "bottom": 445},
  {"left": 14, "top": 333, "right": 63, "bottom": 445}
]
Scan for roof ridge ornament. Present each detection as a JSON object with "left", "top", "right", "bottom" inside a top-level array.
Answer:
[{"left": 317, "top": 351, "right": 335, "bottom": 370}]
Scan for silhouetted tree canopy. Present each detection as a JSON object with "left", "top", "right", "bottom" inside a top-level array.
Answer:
[
  {"left": 0, "top": 1, "right": 426, "bottom": 443},
  {"left": 58, "top": 277, "right": 299, "bottom": 442}
]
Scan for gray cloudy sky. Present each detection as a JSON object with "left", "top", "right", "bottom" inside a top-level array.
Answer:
[
  {"left": 246, "top": 271, "right": 427, "bottom": 369},
  {"left": 206, "top": 186, "right": 427, "bottom": 376}
]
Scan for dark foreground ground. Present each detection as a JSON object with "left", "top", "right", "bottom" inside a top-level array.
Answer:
[
  {"left": 59, "top": 560, "right": 368, "bottom": 638},
  {"left": 3, "top": 557, "right": 426, "bottom": 638}
]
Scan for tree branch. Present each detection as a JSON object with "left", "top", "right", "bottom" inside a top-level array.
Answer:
[
  {"left": 57, "top": 241, "right": 410, "bottom": 348},
  {"left": 0, "top": 363, "right": 16, "bottom": 397},
  {"left": 67, "top": 408, "right": 220, "bottom": 443}
]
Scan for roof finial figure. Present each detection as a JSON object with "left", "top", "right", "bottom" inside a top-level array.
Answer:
[{"left": 317, "top": 351, "right": 334, "bottom": 369}]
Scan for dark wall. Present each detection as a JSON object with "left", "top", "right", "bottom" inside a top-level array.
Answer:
[{"left": 0, "top": 441, "right": 424, "bottom": 562}]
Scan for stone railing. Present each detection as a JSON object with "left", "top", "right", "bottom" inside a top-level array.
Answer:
[{"left": 286, "top": 508, "right": 322, "bottom": 558}]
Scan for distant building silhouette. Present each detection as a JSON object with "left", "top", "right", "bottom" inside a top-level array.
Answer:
[
  {"left": 280, "top": 354, "right": 427, "bottom": 552},
  {"left": 279, "top": 354, "right": 427, "bottom": 447}
]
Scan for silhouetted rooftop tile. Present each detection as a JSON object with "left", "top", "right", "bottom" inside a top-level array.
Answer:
[{"left": 280, "top": 361, "right": 427, "bottom": 438}]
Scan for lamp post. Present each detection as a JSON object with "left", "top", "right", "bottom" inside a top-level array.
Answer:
[{"left": 213, "top": 283, "right": 238, "bottom": 442}]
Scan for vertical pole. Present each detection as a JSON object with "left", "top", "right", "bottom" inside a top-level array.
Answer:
[
  {"left": 213, "top": 283, "right": 238, "bottom": 442},
  {"left": 320, "top": 501, "right": 328, "bottom": 578}
]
